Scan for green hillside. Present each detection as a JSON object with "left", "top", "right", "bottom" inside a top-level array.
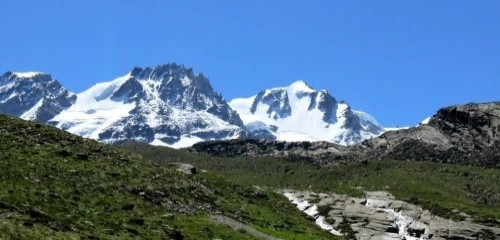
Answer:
[
  {"left": 0, "top": 115, "right": 334, "bottom": 239},
  {"left": 120, "top": 142, "right": 500, "bottom": 224}
]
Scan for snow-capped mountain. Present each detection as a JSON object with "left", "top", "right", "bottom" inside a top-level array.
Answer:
[
  {"left": 0, "top": 72, "right": 76, "bottom": 122},
  {"left": 229, "top": 81, "right": 384, "bottom": 145},
  {"left": 49, "top": 63, "right": 244, "bottom": 148},
  {"left": 0, "top": 65, "right": 383, "bottom": 148}
]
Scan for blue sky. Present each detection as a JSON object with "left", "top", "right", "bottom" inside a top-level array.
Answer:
[{"left": 1, "top": 1, "right": 499, "bottom": 127}]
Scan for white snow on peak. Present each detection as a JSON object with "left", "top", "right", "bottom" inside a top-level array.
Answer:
[
  {"left": 286, "top": 80, "right": 315, "bottom": 93},
  {"left": 420, "top": 116, "right": 431, "bottom": 125},
  {"left": 229, "top": 81, "right": 384, "bottom": 146},
  {"left": 51, "top": 72, "right": 135, "bottom": 139},
  {"left": 12, "top": 72, "right": 44, "bottom": 78},
  {"left": 353, "top": 110, "right": 381, "bottom": 127}
]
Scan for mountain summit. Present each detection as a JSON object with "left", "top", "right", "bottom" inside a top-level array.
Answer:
[
  {"left": 0, "top": 72, "right": 76, "bottom": 122},
  {"left": 49, "top": 63, "right": 244, "bottom": 147},
  {"left": 229, "top": 80, "right": 384, "bottom": 145}
]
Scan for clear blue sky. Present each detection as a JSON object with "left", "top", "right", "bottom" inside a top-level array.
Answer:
[{"left": 1, "top": 1, "right": 499, "bottom": 127}]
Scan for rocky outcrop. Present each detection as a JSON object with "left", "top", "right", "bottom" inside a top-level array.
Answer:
[
  {"left": 172, "top": 163, "right": 197, "bottom": 175},
  {"left": 363, "top": 102, "right": 500, "bottom": 167},
  {"left": 282, "top": 190, "right": 500, "bottom": 240},
  {"left": 189, "top": 139, "right": 358, "bottom": 165}
]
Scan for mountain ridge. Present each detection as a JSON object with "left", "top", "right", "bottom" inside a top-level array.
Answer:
[{"left": 0, "top": 63, "right": 383, "bottom": 148}]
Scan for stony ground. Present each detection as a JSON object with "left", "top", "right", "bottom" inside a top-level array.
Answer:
[{"left": 283, "top": 190, "right": 500, "bottom": 240}]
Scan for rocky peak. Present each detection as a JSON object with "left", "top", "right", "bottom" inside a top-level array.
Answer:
[
  {"left": 0, "top": 71, "right": 76, "bottom": 122},
  {"left": 49, "top": 63, "right": 244, "bottom": 148},
  {"left": 249, "top": 81, "right": 339, "bottom": 122},
  {"left": 118, "top": 64, "right": 227, "bottom": 111},
  {"left": 229, "top": 81, "right": 383, "bottom": 145}
]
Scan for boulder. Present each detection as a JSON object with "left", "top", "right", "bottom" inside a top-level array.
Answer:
[{"left": 173, "top": 163, "right": 197, "bottom": 175}]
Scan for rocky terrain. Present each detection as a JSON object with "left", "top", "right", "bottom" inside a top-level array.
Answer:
[
  {"left": 364, "top": 102, "right": 500, "bottom": 167},
  {"left": 283, "top": 190, "right": 500, "bottom": 240},
  {"left": 190, "top": 102, "right": 500, "bottom": 168}
]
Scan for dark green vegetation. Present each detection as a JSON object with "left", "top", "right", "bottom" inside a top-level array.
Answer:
[
  {"left": 0, "top": 115, "right": 334, "bottom": 239},
  {"left": 121, "top": 142, "right": 500, "bottom": 225}
]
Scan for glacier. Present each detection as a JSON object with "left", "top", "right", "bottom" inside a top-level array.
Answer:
[{"left": 229, "top": 80, "right": 384, "bottom": 146}]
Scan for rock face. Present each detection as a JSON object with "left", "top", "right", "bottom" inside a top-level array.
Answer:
[
  {"left": 0, "top": 72, "right": 76, "bottom": 122},
  {"left": 364, "top": 102, "right": 500, "bottom": 167},
  {"left": 48, "top": 64, "right": 245, "bottom": 148},
  {"left": 283, "top": 190, "right": 500, "bottom": 240},
  {"left": 190, "top": 102, "right": 500, "bottom": 167},
  {"left": 229, "top": 81, "right": 384, "bottom": 146}
]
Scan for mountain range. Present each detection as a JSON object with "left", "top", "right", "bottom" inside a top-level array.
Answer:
[{"left": 0, "top": 63, "right": 383, "bottom": 147}]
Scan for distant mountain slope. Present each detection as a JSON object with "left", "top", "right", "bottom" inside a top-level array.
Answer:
[
  {"left": 47, "top": 63, "right": 245, "bottom": 148},
  {"left": 0, "top": 72, "right": 76, "bottom": 122},
  {"left": 229, "top": 81, "right": 383, "bottom": 145}
]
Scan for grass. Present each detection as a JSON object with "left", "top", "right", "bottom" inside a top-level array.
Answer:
[
  {"left": 0, "top": 114, "right": 335, "bottom": 239},
  {"left": 120, "top": 141, "right": 500, "bottom": 224}
]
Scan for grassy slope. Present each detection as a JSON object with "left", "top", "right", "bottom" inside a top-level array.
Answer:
[
  {"left": 120, "top": 142, "right": 500, "bottom": 224},
  {"left": 0, "top": 115, "right": 334, "bottom": 239}
]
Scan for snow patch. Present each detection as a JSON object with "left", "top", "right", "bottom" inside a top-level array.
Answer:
[
  {"left": 20, "top": 98, "right": 44, "bottom": 120},
  {"left": 420, "top": 117, "right": 431, "bottom": 125},
  {"left": 286, "top": 80, "right": 315, "bottom": 93},
  {"left": 51, "top": 72, "right": 135, "bottom": 139},
  {"left": 12, "top": 72, "right": 44, "bottom": 78},
  {"left": 154, "top": 135, "right": 205, "bottom": 149},
  {"left": 276, "top": 131, "right": 319, "bottom": 142},
  {"left": 384, "top": 126, "right": 410, "bottom": 131}
]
